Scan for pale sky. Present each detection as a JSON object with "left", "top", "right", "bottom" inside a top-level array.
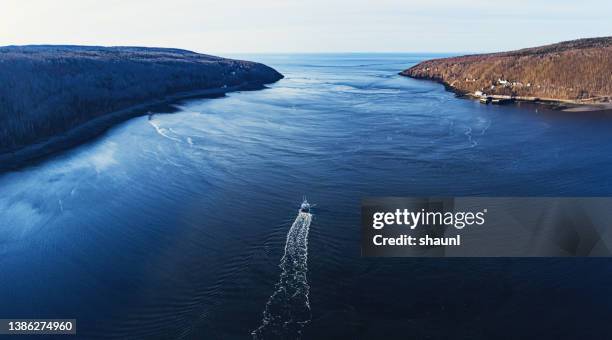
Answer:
[{"left": 1, "top": 0, "right": 611, "bottom": 54}]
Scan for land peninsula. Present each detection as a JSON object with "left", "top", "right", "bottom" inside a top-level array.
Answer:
[
  {"left": 401, "top": 37, "right": 612, "bottom": 109},
  {"left": 0, "top": 45, "right": 283, "bottom": 170}
]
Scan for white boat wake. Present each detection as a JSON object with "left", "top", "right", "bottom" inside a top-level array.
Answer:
[{"left": 252, "top": 202, "right": 313, "bottom": 340}]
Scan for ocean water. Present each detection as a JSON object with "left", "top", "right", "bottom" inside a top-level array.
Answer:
[{"left": 1, "top": 54, "right": 612, "bottom": 339}]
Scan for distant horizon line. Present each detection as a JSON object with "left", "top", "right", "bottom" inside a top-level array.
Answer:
[
  {"left": 0, "top": 44, "right": 482, "bottom": 56},
  {"left": 217, "top": 51, "right": 476, "bottom": 56},
  {"left": 4, "top": 35, "right": 609, "bottom": 56}
]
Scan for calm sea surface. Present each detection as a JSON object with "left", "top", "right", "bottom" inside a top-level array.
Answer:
[{"left": 2, "top": 54, "right": 612, "bottom": 339}]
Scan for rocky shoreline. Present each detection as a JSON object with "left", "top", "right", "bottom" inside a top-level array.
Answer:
[
  {"left": 0, "top": 82, "right": 271, "bottom": 172},
  {"left": 0, "top": 45, "right": 283, "bottom": 171},
  {"left": 400, "top": 37, "right": 612, "bottom": 111}
]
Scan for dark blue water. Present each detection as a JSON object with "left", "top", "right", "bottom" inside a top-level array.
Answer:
[{"left": 1, "top": 54, "right": 612, "bottom": 339}]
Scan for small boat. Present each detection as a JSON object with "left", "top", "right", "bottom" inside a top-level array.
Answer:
[
  {"left": 479, "top": 97, "right": 491, "bottom": 104},
  {"left": 300, "top": 199, "right": 311, "bottom": 213}
]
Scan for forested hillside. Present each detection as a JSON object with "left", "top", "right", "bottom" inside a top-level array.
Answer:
[
  {"left": 0, "top": 46, "right": 283, "bottom": 153},
  {"left": 401, "top": 37, "right": 612, "bottom": 102}
]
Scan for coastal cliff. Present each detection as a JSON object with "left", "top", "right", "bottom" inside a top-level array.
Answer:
[
  {"left": 401, "top": 37, "right": 612, "bottom": 104},
  {"left": 0, "top": 45, "right": 283, "bottom": 167}
]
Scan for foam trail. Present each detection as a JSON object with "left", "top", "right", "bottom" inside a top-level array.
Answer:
[
  {"left": 464, "top": 127, "right": 478, "bottom": 147},
  {"left": 252, "top": 210, "right": 313, "bottom": 339},
  {"left": 148, "top": 119, "right": 182, "bottom": 143}
]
